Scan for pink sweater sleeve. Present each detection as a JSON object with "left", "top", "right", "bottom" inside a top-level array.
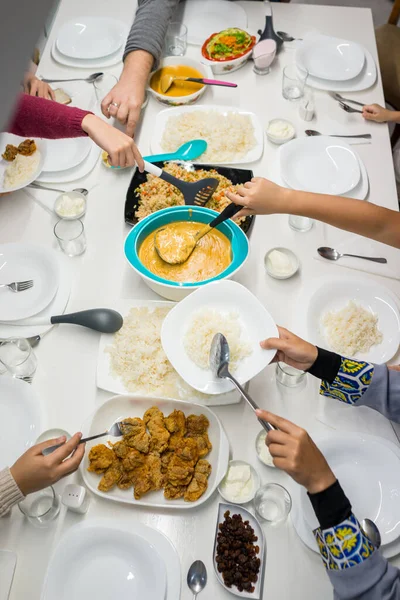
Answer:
[{"left": 6, "top": 94, "right": 93, "bottom": 139}]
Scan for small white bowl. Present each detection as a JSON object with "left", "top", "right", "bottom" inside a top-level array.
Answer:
[
  {"left": 36, "top": 428, "right": 71, "bottom": 445},
  {"left": 264, "top": 247, "right": 300, "bottom": 280},
  {"left": 218, "top": 459, "right": 260, "bottom": 504},
  {"left": 255, "top": 430, "right": 276, "bottom": 468},
  {"left": 266, "top": 119, "right": 296, "bottom": 145},
  {"left": 54, "top": 191, "right": 86, "bottom": 220},
  {"left": 148, "top": 56, "right": 213, "bottom": 107}
]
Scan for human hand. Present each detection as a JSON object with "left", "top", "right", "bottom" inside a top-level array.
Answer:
[
  {"left": 225, "top": 177, "right": 290, "bottom": 218},
  {"left": 101, "top": 79, "right": 144, "bottom": 138},
  {"left": 260, "top": 326, "right": 318, "bottom": 371},
  {"left": 256, "top": 409, "right": 336, "bottom": 494},
  {"left": 23, "top": 73, "right": 55, "bottom": 100},
  {"left": 362, "top": 103, "right": 393, "bottom": 123},
  {"left": 10, "top": 433, "right": 85, "bottom": 496},
  {"left": 81, "top": 114, "right": 144, "bottom": 170},
  {"left": 389, "top": 365, "right": 400, "bottom": 372}
]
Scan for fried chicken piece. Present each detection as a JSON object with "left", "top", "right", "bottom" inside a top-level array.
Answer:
[
  {"left": 144, "top": 406, "right": 170, "bottom": 454},
  {"left": 166, "top": 455, "right": 195, "bottom": 486},
  {"left": 174, "top": 437, "right": 199, "bottom": 463},
  {"left": 17, "top": 139, "right": 36, "bottom": 156},
  {"left": 184, "top": 460, "right": 212, "bottom": 502},
  {"left": 117, "top": 471, "right": 134, "bottom": 490},
  {"left": 165, "top": 410, "right": 186, "bottom": 435},
  {"left": 121, "top": 417, "right": 150, "bottom": 453},
  {"left": 98, "top": 460, "right": 122, "bottom": 492},
  {"left": 122, "top": 448, "right": 146, "bottom": 472},
  {"left": 191, "top": 433, "right": 212, "bottom": 458},
  {"left": 111, "top": 440, "right": 129, "bottom": 459},
  {"left": 164, "top": 482, "right": 187, "bottom": 500},
  {"left": 146, "top": 454, "right": 164, "bottom": 489},
  {"left": 161, "top": 451, "right": 174, "bottom": 474},
  {"left": 2, "top": 144, "right": 18, "bottom": 161},
  {"left": 87, "top": 444, "right": 115, "bottom": 474},
  {"left": 186, "top": 414, "right": 210, "bottom": 435}
]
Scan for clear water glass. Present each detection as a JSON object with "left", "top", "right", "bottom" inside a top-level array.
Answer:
[
  {"left": 93, "top": 73, "right": 118, "bottom": 104},
  {"left": 54, "top": 219, "right": 86, "bottom": 256},
  {"left": 288, "top": 215, "right": 313, "bottom": 232},
  {"left": 18, "top": 487, "right": 60, "bottom": 527},
  {"left": 0, "top": 338, "right": 37, "bottom": 380},
  {"left": 254, "top": 483, "right": 292, "bottom": 525},
  {"left": 282, "top": 65, "right": 308, "bottom": 101},
  {"left": 164, "top": 22, "right": 187, "bottom": 56},
  {"left": 276, "top": 362, "right": 306, "bottom": 387}
]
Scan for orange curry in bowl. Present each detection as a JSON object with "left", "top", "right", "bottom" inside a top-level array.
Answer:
[{"left": 150, "top": 65, "right": 204, "bottom": 97}]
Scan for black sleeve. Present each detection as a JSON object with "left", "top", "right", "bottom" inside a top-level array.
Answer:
[
  {"left": 306, "top": 347, "right": 342, "bottom": 384},
  {"left": 308, "top": 480, "right": 352, "bottom": 529}
]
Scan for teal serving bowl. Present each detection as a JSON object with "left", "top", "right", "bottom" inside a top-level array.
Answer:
[{"left": 124, "top": 206, "right": 249, "bottom": 300}]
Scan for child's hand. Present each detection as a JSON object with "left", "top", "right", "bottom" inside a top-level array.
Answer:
[
  {"left": 362, "top": 104, "right": 393, "bottom": 123},
  {"left": 225, "top": 177, "right": 289, "bottom": 218},
  {"left": 260, "top": 326, "right": 318, "bottom": 372}
]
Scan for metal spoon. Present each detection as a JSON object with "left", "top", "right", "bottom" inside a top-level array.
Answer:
[
  {"left": 187, "top": 560, "right": 207, "bottom": 599},
  {"left": 362, "top": 518, "right": 381, "bottom": 549},
  {"left": 330, "top": 92, "right": 365, "bottom": 108},
  {"left": 42, "top": 420, "right": 128, "bottom": 456},
  {"left": 1, "top": 308, "right": 123, "bottom": 333},
  {"left": 305, "top": 129, "right": 371, "bottom": 140},
  {"left": 40, "top": 72, "right": 103, "bottom": 84},
  {"left": 277, "top": 30, "right": 302, "bottom": 42},
  {"left": 210, "top": 333, "right": 276, "bottom": 432},
  {"left": 318, "top": 247, "right": 387, "bottom": 264},
  {"left": 28, "top": 183, "right": 89, "bottom": 196}
]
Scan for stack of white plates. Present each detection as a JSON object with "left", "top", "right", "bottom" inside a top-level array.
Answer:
[
  {"left": 52, "top": 17, "right": 128, "bottom": 68},
  {"left": 291, "top": 433, "right": 400, "bottom": 559},
  {"left": 279, "top": 136, "right": 369, "bottom": 200},
  {"left": 296, "top": 33, "right": 377, "bottom": 92}
]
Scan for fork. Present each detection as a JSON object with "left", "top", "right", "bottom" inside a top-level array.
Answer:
[
  {"left": 339, "top": 102, "right": 363, "bottom": 115},
  {"left": 0, "top": 280, "right": 34, "bottom": 292},
  {"left": 330, "top": 92, "right": 365, "bottom": 108},
  {"left": 41, "top": 420, "right": 128, "bottom": 456}
]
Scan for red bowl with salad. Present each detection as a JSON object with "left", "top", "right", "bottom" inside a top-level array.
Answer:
[{"left": 201, "top": 28, "right": 256, "bottom": 74}]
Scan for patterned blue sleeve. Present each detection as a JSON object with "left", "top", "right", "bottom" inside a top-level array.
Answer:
[
  {"left": 314, "top": 513, "right": 375, "bottom": 571},
  {"left": 320, "top": 358, "right": 374, "bottom": 406}
]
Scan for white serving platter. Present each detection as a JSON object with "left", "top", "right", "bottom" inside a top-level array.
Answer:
[
  {"left": 0, "top": 134, "right": 45, "bottom": 193},
  {"left": 51, "top": 39, "right": 125, "bottom": 69},
  {"left": 56, "top": 17, "right": 125, "bottom": 60}
]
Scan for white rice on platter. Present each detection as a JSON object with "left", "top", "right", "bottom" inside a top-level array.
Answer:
[
  {"left": 160, "top": 110, "right": 256, "bottom": 163},
  {"left": 321, "top": 300, "right": 383, "bottom": 356},
  {"left": 183, "top": 307, "right": 252, "bottom": 371},
  {"left": 3, "top": 152, "right": 40, "bottom": 190}
]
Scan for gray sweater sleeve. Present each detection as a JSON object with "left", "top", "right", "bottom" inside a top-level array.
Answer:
[
  {"left": 123, "top": 0, "right": 181, "bottom": 64},
  {"left": 355, "top": 364, "right": 400, "bottom": 422}
]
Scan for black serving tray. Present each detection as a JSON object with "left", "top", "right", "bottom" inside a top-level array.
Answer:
[{"left": 125, "top": 162, "right": 255, "bottom": 237}]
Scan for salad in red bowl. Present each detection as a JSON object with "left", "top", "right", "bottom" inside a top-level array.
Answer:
[{"left": 201, "top": 28, "right": 256, "bottom": 62}]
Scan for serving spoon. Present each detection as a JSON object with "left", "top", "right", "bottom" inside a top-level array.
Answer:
[
  {"left": 143, "top": 139, "right": 207, "bottom": 164},
  {"left": 210, "top": 333, "right": 276, "bottom": 433},
  {"left": 154, "top": 203, "right": 241, "bottom": 264},
  {"left": 1, "top": 308, "right": 123, "bottom": 333},
  {"left": 362, "top": 519, "right": 381, "bottom": 549},
  {"left": 41, "top": 72, "right": 103, "bottom": 84},
  {"left": 159, "top": 73, "right": 237, "bottom": 94},
  {"left": 318, "top": 246, "right": 387, "bottom": 264}
]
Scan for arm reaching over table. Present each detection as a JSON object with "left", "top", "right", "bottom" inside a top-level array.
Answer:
[
  {"left": 362, "top": 104, "right": 400, "bottom": 124},
  {"left": 257, "top": 409, "right": 400, "bottom": 600},
  {"left": 226, "top": 178, "right": 400, "bottom": 249}
]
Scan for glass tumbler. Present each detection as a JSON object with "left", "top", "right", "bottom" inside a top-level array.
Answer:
[
  {"left": 288, "top": 215, "right": 313, "bottom": 232},
  {"left": 93, "top": 73, "right": 118, "bottom": 104},
  {"left": 164, "top": 22, "right": 187, "bottom": 56},
  {"left": 54, "top": 219, "right": 86, "bottom": 257},
  {"left": 254, "top": 483, "right": 292, "bottom": 525},
  {"left": 276, "top": 362, "right": 307, "bottom": 387},
  {"left": 0, "top": 338, "right": 37, "bottom": 380},
  {"left": 282, "top": 65, "right": 308, "bottom": 101},
  {"left": 18, "top": 487, "right": 60, "bottom": 527}
]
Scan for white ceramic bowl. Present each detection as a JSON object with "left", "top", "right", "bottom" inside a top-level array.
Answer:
[
  {"left": 147, "top": 56, "right": 213, "bottom": 107},
  {"left": 264, "top": 247, "right": 300, "bottom": 280},
  {"left": 218, "top": 459, "right": 260, "bottom": 504},
  {"left": 255, "top": 430, "right": 276, "bottom": 468},
  {"left": 266, "top": 119, "right": 296, "bottom": 145},
  {"left": 54, "top": 191, "right": 86, "bottom": 220},
  {"left": 201, "top": 47, "right": 253, "bottom": 75}
]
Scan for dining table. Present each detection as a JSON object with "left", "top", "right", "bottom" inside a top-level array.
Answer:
[{"left": 1, "top": 0, "right": 400, "bottom": 598}]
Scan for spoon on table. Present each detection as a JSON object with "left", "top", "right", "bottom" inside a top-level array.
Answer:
[
  {"left": 160, "top": 74, "right": 237, "bottom": 94},
  {"left": 154, "top": 202, "right": 242, "bottom": 264},
  {"left": 318, "top": 247, "right": 387, "bottom": 264},
  {"left": 187, "top": 560, "right": 207, "bottom": 599},
  {"left": 42, "top": 420, "right": 129, "bottom": 456},
  {"left": 143, "top": 139, "right": 207, "bottom": 164},
  {"left": 277, "top": 31, "right": 302, "bottom": 42},
  {"left": 1, "top": 308, "right": 123, "bottom": 333},
  {"left": 305, "top": 130, "right": 371, "bottom": 140},
  {"left": 41, "top": 72, "right": 103, "bottom": 84},
  {"left": 362, "top": 519, "right": 381, "bottom": 549},
  {"left": 210, "top": 333, "right": 276, "bottom": 433},
  {"left": 28, "top": 183, "right": 89, "bottom": 196}
]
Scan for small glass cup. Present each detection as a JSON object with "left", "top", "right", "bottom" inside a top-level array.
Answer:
[
  {"left": 253, "top": 39, "right": 277, "bottom": 75},
  {"left": 164, "top": 22, "right": 187, "bottom": 56},
  {"left": 282, "top": 65, "right": 308, "bottom": 101},
  {"left": 93, "top": 73, "right": 118, "bottom": 104},
  {"left": 0, "top": 338, "right": 37, "bottom": 380},
  {"left": 18, "top": 487, "right": 60, "bottom": 527},
  {"left": 276, "top": 362, "right": 307, "bottom": 387},
  {"left": 288, "top": 215, "right": 313, "bottom": 232},
  {"left": 254, "top": 483, "right": 292, "bottom": 525},
  {"left": 54, "top": 219, "right": 86, "bottom": 257}
]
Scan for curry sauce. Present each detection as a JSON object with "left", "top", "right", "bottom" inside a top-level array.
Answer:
[{"left": 150, "top": 65, "right": 204, "bottom": 97}]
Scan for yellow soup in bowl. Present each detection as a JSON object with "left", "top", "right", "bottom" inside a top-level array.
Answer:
[{"left": 150, "top": 65, "right": 205, "bottom": 97}]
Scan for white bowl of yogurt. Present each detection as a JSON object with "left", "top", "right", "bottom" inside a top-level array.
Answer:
[
  {"left": 54, "top": 191, "right": 86, "bottom": 220},
  {"left": 266, "top": 119, "right": 295, "bottom": 145},
  {"left": 218, "top": 459, "right": 260, "bottom": 504},
  {"left": 255, "top": 430, "right": 276, "bottom": 468}
]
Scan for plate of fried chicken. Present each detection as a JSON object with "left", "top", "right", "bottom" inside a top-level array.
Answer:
[{"left": 81, "top": 396, "right": 229, "bottom": 508}]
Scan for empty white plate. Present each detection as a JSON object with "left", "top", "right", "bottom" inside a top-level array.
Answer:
[
  {"left": 297, "top": 35, "right": 365, "bottom": 81},
  {"left": 280, "top": 136, "right": 361, "bottom": 195},
  {"left": 56, "top": 17, "right": 125, "bottom": 60},
  {"left": 0, "top": 550, "right": 17, "bottom": 600},
  {"left": 161, "top": 280, "right": 278, "bottom": 395},
  {"left": 0, "top": 244, "right": 59, "bottom": 321},
  {"left": 0, "top": 377, "right": 42, "bottom": 467},
  {"left": 0, "top": 134, "right": 45, "bottom": 194},
  {"left": 175, "top": 0, "right": 247, "bottom": 46},
  {"left": 42, "top": 138, "right": 91, "bottom": 173}
]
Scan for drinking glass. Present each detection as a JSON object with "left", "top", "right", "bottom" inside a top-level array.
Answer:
[
  {"left": 18, "top": 487, "right": 60, "bottom": 527},
  {"left": 253, "top": 39, "right": 277, "bottom": 75},
  {"left": 0, "top": 338, "right": 37, "bottom": 380},
  {"left": 54, "top": 219, "right": 86, "bottom": 256},
  {"left": 254, "top": 483, "right": 292, "bottom": 525},
  {"left": 164, "top": 22, "right": 187, "bottom": 56},
  {"left": 282, "top": 65, "right": 308, "bottom": 101},
  {"left": 276, "top": 362, "right": 306, "bottom": 387},
  {"left": 288, "top": 215, "right": 313, "bottom": 232},
  {"left": 93, "top": 73, "right": 118, "bottom": 104}
]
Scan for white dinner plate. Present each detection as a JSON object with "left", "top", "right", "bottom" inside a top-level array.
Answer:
[
  {"left": 36, "top": 144, "right": 101, "bottom": 184},
  {"left": 0, "top": 244, "right": 59, "bottom": 321},
  {"left": 0, "top": 135, "right": 45, "bottom": 193},
  {"left": 161, "top": 280, "right": 278, "bottom": 395},
  {"left": 175, "top": 0, "right": 247, "bottom": 46},
  {"left": 305, "top": 274, "right": 400, "bottom": 363},
  {"left": 296, "top": 36, "right": 365, "bottom": 81},
  {"left": 51, "top": 40, "right": 124, "bottom": 69},
  {"left": 42, "top": 138, "right": 92, "bottom": 173},
  {"left": 279, "top": 137, "right": 360, "bottom": 196},
  {"left": 0, "top": 550, "right": 17, "bottom": 600},
  {"left": 41, "top": 521, "right": 167, "bottom": 600},
  {"left": 80, "top": 395, "right": 229, "bottom": 509},
  {"left": 0, "top": 377, "right": 43, "bottom": 467},
  {"left": 151, "top": 105, "right": 264, "bottom": 165},
  {"left": 56, "top": 17, "right": 125, "bottom": 60}
]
